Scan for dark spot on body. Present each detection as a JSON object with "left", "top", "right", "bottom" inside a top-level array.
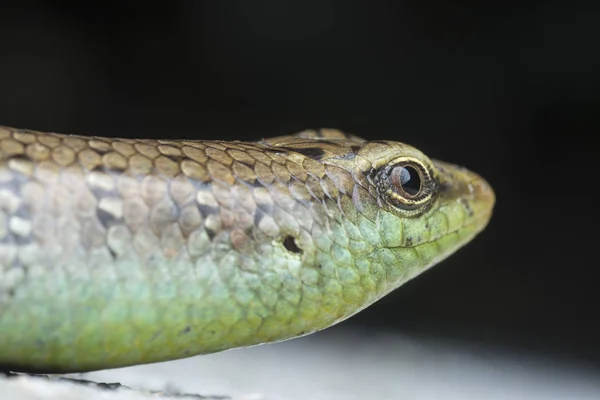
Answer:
[
  {"left": 405, "top": 236, "right": 413, "bottom": 246},
  {"left": 96, "top": 207, "right": 120, "bottom": 228},
  {"left": 89, "top": 186, "right": 118, "bottom": 201},
  {"left": 7, "top": 154, "right": 31, "bottom": 163},
  {"left": 236, "top": 159, "right": 254, "bottom": 168},
  {"left": 179, "top": 326, "right": 191, "bottom": 335},
  {"left": 254, "top": 201, "right": 274, "bottom": 215},
  {"left": 253, "top": 211, "right": 264, "bottom": 227},
  {"left": 90, "top": 147, "right": 111, "bottom": 156},
  {"left": 196, "top": 203, "right": 219, "bottom": 218},
  {"left": 351, "top": 145, "right": 361, "bottom": 154},
  {"left": 12, "top": 233, "right": 33, "bottom": 245},
  {"left": 108, "top": 247, "right": 117, "bottom": 260},
  {"left": 242, "top": 178, "right": 265, "bottom": 189},
  {"left": 283, "top": 235, "right": 302, "bottom": 253},
  {"left": 204, "top": 228, "right": 216, "bottom": 241},
  {"left": 162, "top": 154, "right": 184, "bottom": 163}
]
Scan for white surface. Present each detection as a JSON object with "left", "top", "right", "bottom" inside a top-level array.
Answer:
[{"left": 3, "top": 329, "right": 600, "bottom": 400}]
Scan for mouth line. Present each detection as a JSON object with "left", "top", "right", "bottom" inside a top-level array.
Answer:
[{"left": 390, "top": 210, "right": 492, "bottom": 250}]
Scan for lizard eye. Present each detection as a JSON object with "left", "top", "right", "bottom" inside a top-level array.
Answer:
[
  {"left": 378, "top": 158, "right": 435, "bottom": 212},
  {"left": 390, "top": 164, "right": 422, "bottom": 197}
]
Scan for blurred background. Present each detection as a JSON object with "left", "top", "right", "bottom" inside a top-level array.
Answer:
[{"left": 0, "top": 1, "right": 599, "bottom": 397}]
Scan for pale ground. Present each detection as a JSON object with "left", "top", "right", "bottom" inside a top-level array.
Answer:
[{"left": 2, "top": 327, "right": 599, "bottom": 400}]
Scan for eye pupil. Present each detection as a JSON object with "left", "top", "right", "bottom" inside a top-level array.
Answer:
[{"left": 391, "top": 165, "right": 422, "bottom": 196}]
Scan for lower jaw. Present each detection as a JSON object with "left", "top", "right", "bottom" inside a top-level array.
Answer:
[
  {"left": 393, "top": 210, "right": 492, "bottom": 252},
  {"left": 392, "top": 212, "right": 491, "bottom": 280}
]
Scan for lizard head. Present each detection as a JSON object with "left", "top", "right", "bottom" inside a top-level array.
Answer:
[{"left": 266, "top": 130, "right": 495, "bottom": 298}]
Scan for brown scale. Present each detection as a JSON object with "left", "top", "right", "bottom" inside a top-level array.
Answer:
[{"left": 0, "top": 125, "right": 401, "bottom": 266}]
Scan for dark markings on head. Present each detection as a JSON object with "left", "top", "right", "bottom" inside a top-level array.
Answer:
[
  {"left": 436, "top": 178, "right": 451, "bottom": 197},
  {"left": 459, "top": 197, "right": 474, "bottom": 217},
  {"left": 289, "top": 147, "right": 326, "bottom": 160}
]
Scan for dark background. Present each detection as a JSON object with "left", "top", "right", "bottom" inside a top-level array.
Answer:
[{"left": 1, "top": 1, "right": 598, "bottom": 366}]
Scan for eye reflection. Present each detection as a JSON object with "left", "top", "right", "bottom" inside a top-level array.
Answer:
[{"left": 391, "top": 164, "right": 422, "bottom": 197}]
